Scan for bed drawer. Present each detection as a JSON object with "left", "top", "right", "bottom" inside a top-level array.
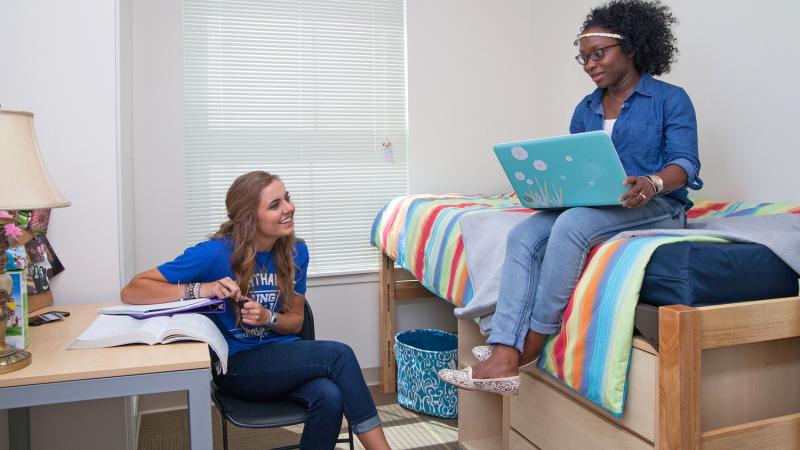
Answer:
[
  {"left": 509, "top": 428, "right": 540, "bottom": 450},
  {"left": 520, "top": 342, "right": 656, "bottom": 442},
  {"left": 511, "top": 367, "right": 653, "bottom": 450}
]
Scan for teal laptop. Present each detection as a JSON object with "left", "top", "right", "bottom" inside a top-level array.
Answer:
[{"left": 494, "top": 131, "right": 628, "bottom": 209}]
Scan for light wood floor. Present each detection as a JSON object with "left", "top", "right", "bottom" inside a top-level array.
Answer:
[{"left": 137, "top": 386, "right": 458, "bottom": 450}]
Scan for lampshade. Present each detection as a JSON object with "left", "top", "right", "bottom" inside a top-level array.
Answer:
[{"left": 0, "top": 110, "right": 70, "bottom": 210}]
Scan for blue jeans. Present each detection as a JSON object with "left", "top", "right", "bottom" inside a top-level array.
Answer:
[
  {"left": 489, "top": 197, "right": 687, "bottom": 352},
  {"left": 212, "top": 340, "right": 381, "bottom": 450}
]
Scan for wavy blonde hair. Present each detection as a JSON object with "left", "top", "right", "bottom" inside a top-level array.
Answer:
[{"left": 212, "top": 171, "right": 297, "bottom": 323}]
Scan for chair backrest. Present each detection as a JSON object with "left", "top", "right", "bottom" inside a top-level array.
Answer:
[{"left": 298, "top": 300, "right": 315, "bottom": 341}]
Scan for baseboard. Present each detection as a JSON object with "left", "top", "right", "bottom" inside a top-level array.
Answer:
[
  {"left": 363, "top": 366, "right": 381, "bottom": 386},
  {"left": 138, "top": 391, "right": 191, "bottom": 415},
  {"left": 138, "top": 366, "right": 383, "bottom": 415}
]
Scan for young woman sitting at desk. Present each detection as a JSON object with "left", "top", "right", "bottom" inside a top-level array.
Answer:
[{"left": 121, "top": 171, "right": 391, "bottom": 450}]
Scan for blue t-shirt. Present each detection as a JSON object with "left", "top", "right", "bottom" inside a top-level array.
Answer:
[
  {"left": 569, "top": 73, "right": 703, "bottom": 209},
  {"left": 157, "top": 238, "right": 309, "bottom": 356}
]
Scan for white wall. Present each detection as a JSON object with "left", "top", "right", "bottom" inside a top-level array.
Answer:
[
  {"left": 119, "top": 0, "right": 136, "bottom": 284},
  {"left": 407, "top": 0, "right": 538, "bottom": 194},
  {"left": 130, "top": 0, "right": 186, "bottom": 272},
  {"left": 665, "top": 0, "right": 800, "bottom": 202},
  {"left": 0, "top": 2, "right": 128, "bottom": 449},
  {"left": 524, "top": 0, "right": 800, "bottom": 202},
  {"left": 0, "top": 1, "right": 123, "bottom": 304}
]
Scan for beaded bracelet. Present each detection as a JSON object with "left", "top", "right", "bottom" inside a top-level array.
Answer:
[{"left": 182, "top": 282, "right": 201, "bottom": 301}]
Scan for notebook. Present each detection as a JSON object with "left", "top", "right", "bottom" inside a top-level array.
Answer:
[
  {"left": 98, "top": 298, "right": 225, "bottom": 319},
  {"left": 494, "top": 130, "right": 628, "bottom": 209}
]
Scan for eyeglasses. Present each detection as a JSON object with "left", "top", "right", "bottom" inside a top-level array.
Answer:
[{"left": 575, "top": 44, "right": 621, "bottom": 65}]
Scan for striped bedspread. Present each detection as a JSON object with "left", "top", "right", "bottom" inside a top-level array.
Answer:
[
  {"left": 687, "top": 199, "right": 800, "bottom": 219},
  {"left": 538, "top": 235, "right": 728, "bottom": 416},
  {"left": 371, "top": 195, "right": 800, "bottom": 308},
  {"left": 370, "top": 193, "right": 534, "bottom": 307}
]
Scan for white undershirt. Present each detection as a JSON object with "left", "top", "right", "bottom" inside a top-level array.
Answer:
[{"left": 603, "top": 119, "right": 617, "bottom": 135}]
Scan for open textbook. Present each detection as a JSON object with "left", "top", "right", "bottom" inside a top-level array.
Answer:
[
  {"left": 68, "top": 313, "right": 228, "bottom": 374},
  {"left": 98, "top": 298, "right": 224, "bottom": 319}
]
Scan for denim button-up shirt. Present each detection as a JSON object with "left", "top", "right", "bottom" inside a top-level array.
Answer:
[{"left": 569, "top": 73, "right": 702, "bottom": 209}]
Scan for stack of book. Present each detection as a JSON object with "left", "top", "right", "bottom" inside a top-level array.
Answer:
[{"left": 69, "top": 298, "right": 229, "bottom": 373}]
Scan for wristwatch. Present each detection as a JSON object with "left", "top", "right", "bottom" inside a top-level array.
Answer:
[{"left": 265, "top": 310, "right": 278, "bottom": 330}]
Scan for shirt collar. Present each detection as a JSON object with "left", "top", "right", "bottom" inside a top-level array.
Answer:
[
  {"left": 633, "top": 73, "right": 655, "bottom": 97},
  {"left": 586, "top": 72, "right": 654, "bottom": 114}
]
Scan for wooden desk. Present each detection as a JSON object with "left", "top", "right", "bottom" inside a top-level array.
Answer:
[{"left": 0, "top": 303, "right": 213, "bottom": 449}]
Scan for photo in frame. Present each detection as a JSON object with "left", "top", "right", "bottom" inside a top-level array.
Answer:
[{"left": 23, "top": 236, "right": 64, "bottom": 295}]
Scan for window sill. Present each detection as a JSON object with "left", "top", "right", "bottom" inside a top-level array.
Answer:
[{"left": 307, "top": 270, "right": 379, "bottom": 287}]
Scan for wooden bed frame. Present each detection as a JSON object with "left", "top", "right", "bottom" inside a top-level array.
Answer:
[{"left": 378, "top": 253, "right": 800, "bottom": 449}]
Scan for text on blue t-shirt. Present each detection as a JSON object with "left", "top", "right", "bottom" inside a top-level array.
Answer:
[{"left": 157, "top": 238, "right": 309, "bottom": 356}]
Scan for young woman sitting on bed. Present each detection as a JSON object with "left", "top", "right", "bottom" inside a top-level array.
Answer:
[
  {"left": 121, "top": 171, "right": 391, "bottom": 450},
  {"left": 439, "top": 0, "right": 702, "bottom": 394}
]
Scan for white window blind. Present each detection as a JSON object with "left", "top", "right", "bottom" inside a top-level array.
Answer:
[{"left": 184, "top": 0, "right": 407, "bottom": 275}]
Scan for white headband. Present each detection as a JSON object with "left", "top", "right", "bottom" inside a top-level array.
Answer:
[{"left": 576, "top": 32, "right": 625, "bottom": 41}]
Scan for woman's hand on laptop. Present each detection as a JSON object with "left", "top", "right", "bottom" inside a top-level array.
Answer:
[{"left": 620, "top": 176, "right": 655, "bottom": 208}]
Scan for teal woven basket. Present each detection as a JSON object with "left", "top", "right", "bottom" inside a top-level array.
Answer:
[{"left": 394, "top": 329, "right": 458, "bottom": 418}]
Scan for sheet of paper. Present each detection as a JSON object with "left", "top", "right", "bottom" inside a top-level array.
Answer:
[{"left": 98, "top": 298, "right": 212, "bottom": 315}]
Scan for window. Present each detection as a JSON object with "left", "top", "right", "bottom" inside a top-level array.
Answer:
[{"left": 184, "top": 0, "right": 407, "bottom": 275}]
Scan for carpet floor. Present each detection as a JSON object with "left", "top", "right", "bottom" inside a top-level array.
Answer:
[{"left": 137, "top": 388, "right": 458, "bottom": 450}]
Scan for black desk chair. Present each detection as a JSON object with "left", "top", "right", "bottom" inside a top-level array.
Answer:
[{"left": 211, "top": 301, "right": 355, "bottom": 450}]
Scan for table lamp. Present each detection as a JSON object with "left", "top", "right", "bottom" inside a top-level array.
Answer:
[{"left": 0, "top": 110, "right": 70, "bottom": 374}]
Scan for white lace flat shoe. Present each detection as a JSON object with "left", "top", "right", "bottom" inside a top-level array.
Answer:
[
  {"left": 472, "top": 345, "right": 539, "bottom": 372},
  {"left": 437, "top": 366, "right": 520, "bottom": 395}
]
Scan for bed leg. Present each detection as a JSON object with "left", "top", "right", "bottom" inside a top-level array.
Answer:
[
  {"left": 659, "top": 305, "right": 701, "bottom": 450},
  {"left": 379, "top": 253, "right": 397, "bottom": 393}
]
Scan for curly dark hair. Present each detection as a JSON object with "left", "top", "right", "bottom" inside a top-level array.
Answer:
[{"left": 580, "top": 0, "right": 678, "bottom": 76}]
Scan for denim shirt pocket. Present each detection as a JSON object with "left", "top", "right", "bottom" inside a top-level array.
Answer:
[{"left": 617, "top": 125, "right": 663, "bottom": 167}]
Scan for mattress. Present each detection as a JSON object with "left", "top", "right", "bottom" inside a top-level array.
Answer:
[{"left": 641, "top": 241, "right": 799, "bottom": 307}]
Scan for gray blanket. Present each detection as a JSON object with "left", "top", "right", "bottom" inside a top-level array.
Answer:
[
  {"left": 453, "top": 211, "right": 530, "bottom": 332},
  {"left": 454, "top": 212, "right": 800, "bottom": 334}
]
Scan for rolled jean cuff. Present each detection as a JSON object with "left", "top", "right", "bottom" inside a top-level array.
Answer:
[
  {"left": 487, "top": 331, "right": 525, "bottom": 353},
  {"left": 351, "top": 412, "right": 381, "bottom": 434},
  {"left": 530, "top": 318, "right": 560, "bottom": 335}
]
